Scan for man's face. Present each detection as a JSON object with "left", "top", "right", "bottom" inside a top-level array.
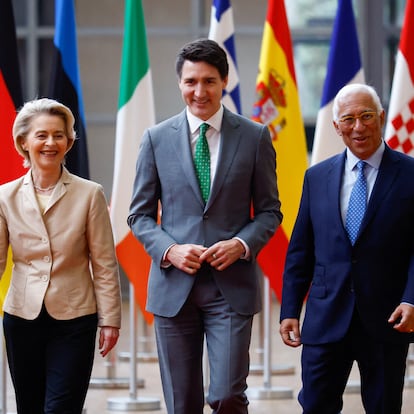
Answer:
[
  {"left": 178, "top": 60, "right": 228, "bottom": 121},
  {"left": 333, "top": 91, "right": 385, "bottom": 160}
]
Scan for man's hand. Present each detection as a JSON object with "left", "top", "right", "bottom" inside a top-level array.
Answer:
[
  {"left": 166, "top": 243, "right": 207, "bottom": 275},
  {"left": 280, "top": 318, "right": 302, "bottom": 347},
  {"left": 201, "top": 239, "right": 245, "bottom": 271},
  {"left": 388, "top": 303, "right": 414, "bottom": 333}
]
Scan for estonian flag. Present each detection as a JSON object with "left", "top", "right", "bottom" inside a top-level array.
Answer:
[{"left": 49, "top": 0, "right": 89, "bottom": 179}]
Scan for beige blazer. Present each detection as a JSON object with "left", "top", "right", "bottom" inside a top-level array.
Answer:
[{"left": 0, "top": 168, "right": 121, "bottom": 328}]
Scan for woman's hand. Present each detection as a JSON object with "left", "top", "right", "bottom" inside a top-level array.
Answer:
[{"left": 99, "top": 326, "right": 120, "bottom": 357}]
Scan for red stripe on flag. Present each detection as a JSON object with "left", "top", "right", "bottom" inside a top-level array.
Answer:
[
  {"left": 257, "top": 226, "right": 288, "bottom": 302},
  {"left": 266, "top": 0, "right": 296, "bottom": 84},
  {"left": 0, "top": 72, "right": 25, "bottom": 184}
]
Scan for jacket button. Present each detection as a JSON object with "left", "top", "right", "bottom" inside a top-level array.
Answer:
[
  {"left": 41, "top": 275, "right": 48, "bottom": 282},
  {"left": 43, "top": 256, "right": 50, "bottom": 262}
]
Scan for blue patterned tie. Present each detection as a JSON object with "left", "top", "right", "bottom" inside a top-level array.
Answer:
[
  {"left": 346, "top": 160, "right": 367, "bottom": 245},
  {"left": 194, "top": 123, "right": 210, "bottom": 203}
]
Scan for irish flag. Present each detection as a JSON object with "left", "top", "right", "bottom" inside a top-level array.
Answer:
[
  {"left": 252, "top": 0, "right": 308, "bottom": 301},
  {"left": 0, "top": 0, "right": 25, "bottom": 309},
  {"left": 110, "top": 0, "right": 155, "bottom": 324},
  {"left": 385, "top": 0, "right": 414, "bottom": 156}
]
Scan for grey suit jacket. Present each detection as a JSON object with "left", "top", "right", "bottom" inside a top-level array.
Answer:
[
  {"left": 0, "top": 168, "right": 122, "bottom": 327},
  {"left": 128, "top": 107, "right": 282, "bottom": 317}
]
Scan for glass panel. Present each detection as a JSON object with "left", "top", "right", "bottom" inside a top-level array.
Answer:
[
  {"left": 385, "top": 0, "right": 406, "bottom": 25},
  {"left": 143, "top": 0, "right": 193, "bottom": 27},
  {"left": 12, "top": 0, "right": 27, "bottom": 25},
  {"left": 294, "top": 42, "right": 330, "bottom": 120},
  {"left": 76, "top": 0, "right": 124, "bottom": 27},
  {"left": 38, "top": 38, "right": 54, "bottom": 97},
  {"left": 16, "top": 39, "right": 26, "bottom": 97},
  {"left": 38, "top": 0, "right": 54, "bottom": 26},
  {"left": 285, "top": 0, "right": 337, "bottom": 29}
]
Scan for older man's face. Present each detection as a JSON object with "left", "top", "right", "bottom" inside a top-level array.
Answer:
[{"left": 333, "top": 91, "right": 385, "bottom": 160}]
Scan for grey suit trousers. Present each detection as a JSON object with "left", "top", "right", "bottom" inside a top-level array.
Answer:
[{"left": 154, "top": 270, "right": 253, "bottom": 414}]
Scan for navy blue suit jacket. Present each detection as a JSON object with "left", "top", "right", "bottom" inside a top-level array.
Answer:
[{"left": 280, "top": 145, "right": 414, "bottom": 344}]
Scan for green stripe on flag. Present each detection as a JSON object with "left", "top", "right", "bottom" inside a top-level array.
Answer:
[{"left": 119, "top": 0, "right": 150, "bottom": 108}]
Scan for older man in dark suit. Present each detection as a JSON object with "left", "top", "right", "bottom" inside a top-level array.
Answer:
[
  {"left": 280, "top": 83, "right": 414, "bottom": 414},
  {"left": 128, "top": 39, "right": 282, "bottom": 414}
]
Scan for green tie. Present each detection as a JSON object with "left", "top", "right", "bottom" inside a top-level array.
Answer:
[{"left": 194, "top": 123, "right": 210, "bottom": 203}]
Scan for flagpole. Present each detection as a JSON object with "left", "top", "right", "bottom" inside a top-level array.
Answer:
[
  {"left": 89, "top": 281, "right": 144, "bottom": 389},
  {"left": 1, "top": 322, "right": 7, "bottom": 414},
  {"left": 107, "top": 283, "right": 160, "bottom": 411},
  {"left": 117, "top": 298, "right": 158, "bottom": 364},
  {"left": 246, "top": 276, "right": 293, "bottom": 401},
  {"left": 249, "top": 276, "right": 295, "bottom": 377}
]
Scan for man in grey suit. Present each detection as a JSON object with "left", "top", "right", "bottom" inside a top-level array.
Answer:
[{"left": 128, "top": 39, "right": 282, "bottom": 414}]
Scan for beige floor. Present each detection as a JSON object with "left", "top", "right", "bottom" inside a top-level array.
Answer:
[{"left": 4, "top": 300, "right": 414, "bottom": 413}]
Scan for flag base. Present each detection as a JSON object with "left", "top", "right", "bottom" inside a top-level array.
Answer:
[{"left": 107, "top": 396, "right": 161, "bottom": 411}]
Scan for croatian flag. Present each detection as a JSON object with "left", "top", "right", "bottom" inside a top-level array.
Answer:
[
  {"left": 208, "top": 0, "right": 242, "bottom": 114},
  {"left": 385, "top": 0, "right": 414, "bottom": 157},
  {"left": 311, "top": 0, "right": 364, "bottom": 165}
]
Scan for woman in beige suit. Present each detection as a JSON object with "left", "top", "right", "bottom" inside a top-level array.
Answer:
[{"left": 0, "top": 98, "right": 122, "bottom": 414}]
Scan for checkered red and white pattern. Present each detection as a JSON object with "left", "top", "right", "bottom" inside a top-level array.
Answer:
[
  {"left": 385, "top": 0, "right": 414, "bottom": 158},
  {"left": 386, "top": 97, "right": 414, "bottom": 156}
]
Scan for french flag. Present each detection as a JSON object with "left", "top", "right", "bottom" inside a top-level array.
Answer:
[
  {"left": 385, "top": 0, "right": 414, "bottom": 157},
  {"left": 311, "top": 0, "right": 364, "bottom": 165}
]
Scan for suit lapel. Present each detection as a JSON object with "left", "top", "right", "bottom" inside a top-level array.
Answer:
[
  {"left": 327, "top": 152, "right": 347, "bottom": 232},
  {"left": 360, "top": 146, "right": 399, "bottom": 232},
  {"left": 206, "top": 109, "right": 241, "bottom": 209},
  {"left": 22, "top": 168, "right": 70, "bottom": 216},
  {"left": 170, "top": 111, "right": 205, "bottom": 206},
  {"left": 170, "top": 108, "right": 242, "bottom": 209},
  {"left": 44, "top": 171, "right": 69, "bottom": 214}
]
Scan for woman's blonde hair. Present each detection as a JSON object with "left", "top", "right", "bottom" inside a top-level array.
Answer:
[{"left": 13, "top": 98, "right": 76, "bottom": 168}]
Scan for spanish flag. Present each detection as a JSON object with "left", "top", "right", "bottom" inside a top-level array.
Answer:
[
  {"left": 252, "top": 0, "right": 308, "bottom": 301},
  {"left": 0, "top": 0, "right": 26, "bottom": 308}
]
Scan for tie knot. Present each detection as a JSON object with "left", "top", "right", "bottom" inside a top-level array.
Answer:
[
  {"left": 199, "top": 123, "right": 210, "bottom": 136},
  {"left": 357, "top": 160, "right": 366, "bottom": 172}
]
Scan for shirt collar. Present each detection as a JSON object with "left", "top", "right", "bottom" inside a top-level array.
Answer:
[
  {"left": 346, "top": 140, "right": 385, "bottom": 171},
  {"left": 186, "top": 105, "right": 224, "bottom": 134}
]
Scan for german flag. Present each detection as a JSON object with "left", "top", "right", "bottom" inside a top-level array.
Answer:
[{"left": 0, "top": 0, "right": 26, "bottom": 309}]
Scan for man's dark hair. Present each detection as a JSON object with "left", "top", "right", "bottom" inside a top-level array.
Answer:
[{"left": 175, "top": 39, "right": 229, "bottom": 80}]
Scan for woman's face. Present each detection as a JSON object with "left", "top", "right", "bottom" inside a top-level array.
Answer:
[
  {"left": 21, "top": 114, "right": 70, "bottom": 172},
  {"left": 22, "top": 114, "right": 69, "bottom": 171}
]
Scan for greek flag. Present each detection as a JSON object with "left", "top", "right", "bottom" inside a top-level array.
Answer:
[{"left": 208, "top": 0, "right": 242, "bottom": 114}]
